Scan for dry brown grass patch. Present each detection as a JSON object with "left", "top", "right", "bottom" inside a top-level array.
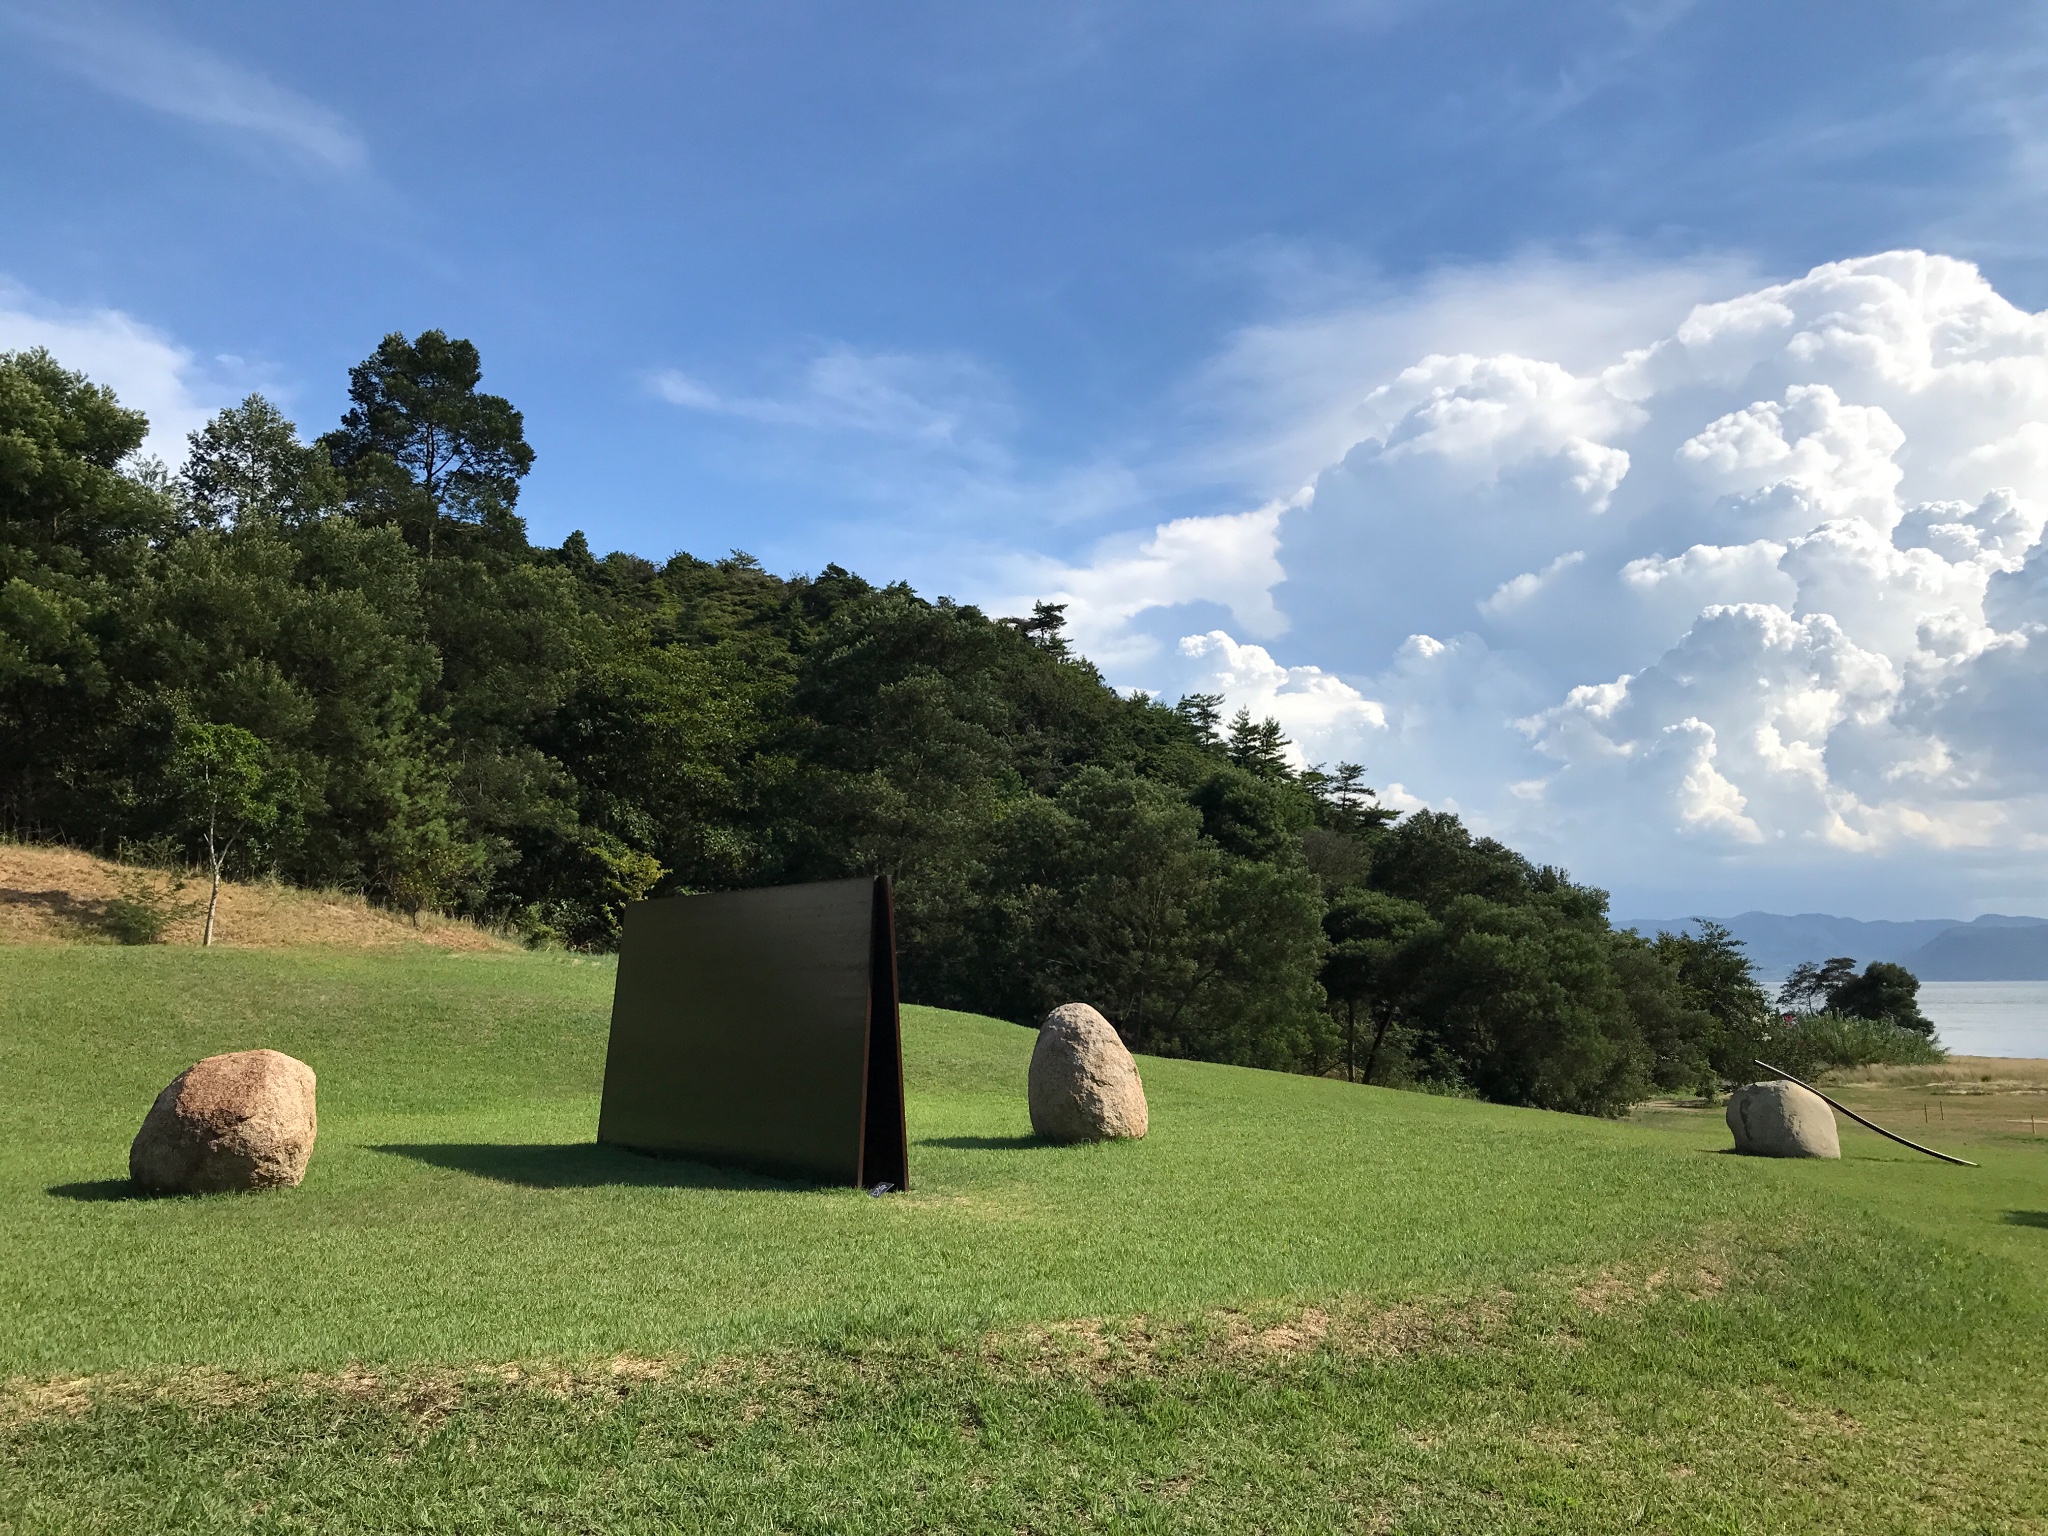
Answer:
[
  {"left": 0, "top": 841, "right": 513, "bottom": 952},
  {"left": 1769, "top": 1388, "right": 1864, "bottom": 1437},
  {"left": 1, "top": 1250, "right": 1752, "bottom": 1433},
  {"left": 0, "top": 1376, "right": 95, "bottom": 1428},
  {"left": 1826, "top": 1056, "right": 2048, "bottom": 1092},
  {"left": 986, "top": 1291, "right": 1513, "bottom": 1384},
  {"left": 1574, "top": 1258, "right": 1726, "bottom": 1316},
  {"left": 0, "top": 1293, "right": 1523, "bottom": 1430}
]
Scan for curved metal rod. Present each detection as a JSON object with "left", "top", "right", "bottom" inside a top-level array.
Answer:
[{"left": 1754, "top": 1060, "right": 1977, "bottom": 1167}]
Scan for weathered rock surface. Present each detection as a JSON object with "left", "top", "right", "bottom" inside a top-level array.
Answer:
[
  {"left": 1726, "top": 1080, "right": 1840, "bottom": 1159},
  {"left": 1028, "top": 1003, "right": 1148, "bottom": 1143},
  {"left": 130, "top": 1049, "right": 318, "bottom": 1193}
]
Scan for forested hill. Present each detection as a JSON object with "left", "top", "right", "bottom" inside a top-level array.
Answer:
[{"left": 4, "top": 333, "right": 1816, "bottom": 1114}]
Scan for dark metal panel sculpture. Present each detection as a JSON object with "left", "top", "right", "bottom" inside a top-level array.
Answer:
[{"left": 597, "top": 875, "right": 908, "bottom": 1188}]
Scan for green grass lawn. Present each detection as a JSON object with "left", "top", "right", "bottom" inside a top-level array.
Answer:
[{"left": 4, "top": 947, "right": 2046, "bottom": 1532}]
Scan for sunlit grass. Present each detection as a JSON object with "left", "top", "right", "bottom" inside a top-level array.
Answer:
[{"left": 4, "top": 947, "right": 2045, "bottom": 1532}]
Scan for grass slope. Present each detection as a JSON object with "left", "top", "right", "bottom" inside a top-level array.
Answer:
[{"left": 4, "top": 948, "right": 2047, "bottom": 1532}]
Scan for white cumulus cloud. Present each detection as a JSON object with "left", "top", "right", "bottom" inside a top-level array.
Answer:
[
  {"left": 1174, "top": 630, "right": 1384, "bottom": 766},
  {"left": 997, "top": 500, "right": 1292, "bottom": 674},
  {"left": 1045, "top": 251, "right": 2048, "bottom": 913},
  {"left": 0, "top": 282, "right": 224, "bottom": 462}
]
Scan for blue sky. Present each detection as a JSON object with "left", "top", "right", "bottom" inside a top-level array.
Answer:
[{"left": 6, "top": 1, "right": 2048, "bottom": 916}]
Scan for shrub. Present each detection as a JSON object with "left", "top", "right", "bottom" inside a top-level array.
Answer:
[
  {"left": 91, "top": 870, "right": 197, "bottom": 945},
  {"left": 1758, "top": 1010, "right": 1946, "bottom": 1077},
  {"left": 96, "top": 894, "right": 169, "bottom": 945}
]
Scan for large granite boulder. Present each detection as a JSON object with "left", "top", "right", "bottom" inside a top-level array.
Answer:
[
  {"left": 1726, "top": 1080, "right": 1839, "bottom": 1159},
  {"left": 130, "top": 1049, "right": 318, "bottom": 1194},
  {"left": 1028, "top": 1003, "right": 1148, "bottom": 1143}
]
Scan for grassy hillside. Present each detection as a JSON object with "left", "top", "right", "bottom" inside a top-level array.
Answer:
[{"left": 4, "top": 948, "right": 2046, "bottom": 1532}]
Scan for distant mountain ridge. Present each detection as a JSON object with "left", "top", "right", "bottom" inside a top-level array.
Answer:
[
  {"left": 1615, "top": 911, "right": 2048, "bottom": 981},
  {"left": 1890, "top": 924, "right": 2048, "bottom": 982}
]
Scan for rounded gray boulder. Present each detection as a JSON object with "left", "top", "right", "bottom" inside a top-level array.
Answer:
[
  {"left": 130, "top": 1049, "right": 319, "bottom": 1194},
  {"left": 1726, "top": 1080, "right": 1839, "bottom": 1159},
  {"left": 1028, "top": 1003, "right": 1148, "bottom": 1143}
]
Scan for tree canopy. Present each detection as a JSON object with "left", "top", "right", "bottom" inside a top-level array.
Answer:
[
  {"left": 1777, "top": 955, "right": 1933, "bottom": 1034},
  {"left": 0, "top": 336, "right": 1805, "bottom": 1115}
]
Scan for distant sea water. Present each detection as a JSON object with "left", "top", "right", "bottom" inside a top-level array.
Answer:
[{"left": 1919, "top": 982, "right": 2048, "bottom": 1059}]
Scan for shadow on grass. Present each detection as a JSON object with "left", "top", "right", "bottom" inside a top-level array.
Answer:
[
  {"left": 46, "top": 1179, "right": 149, "bottom": 1202},
  {"left": 918, "top": 1134, "right": 1051, "bottom": 1150},
  {"left": 2003, "top": 1210, "right": 2048, "bottom": 1229},
  {"left": 374, "top": 1142, "right": 804, "bottom": 1191}
]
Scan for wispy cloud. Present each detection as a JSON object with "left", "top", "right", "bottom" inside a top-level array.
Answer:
[
  {"left": 648, "top": 342, "right": 1159, "bottom": 595},
  {"left": 4, "top": 2, "right": 366, "bottom": 171},
  {"left": 653, "top": 347, "right": 1015, "bottom": 463}
]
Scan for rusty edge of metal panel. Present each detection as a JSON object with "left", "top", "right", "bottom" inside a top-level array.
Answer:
[{"left": 860, "top": 875, "right": 909, "bottom": 1190}]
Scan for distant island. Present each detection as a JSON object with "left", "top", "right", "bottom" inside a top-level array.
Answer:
[{"left": 1617, "top": 912, "right": 2048, "bottom": 982}]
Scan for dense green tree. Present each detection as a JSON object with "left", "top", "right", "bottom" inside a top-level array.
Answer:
[
  {"left": 1779, "top": 956, "right": 1858, "bottom": 1013},
  {"left": 0, "top": 350, "right": 174, "bottom": 838},
  {"left": 1367, "top": 810, "right": 1563, "bottom": 911},
  {"left": 1404, "top": 892, "right": 1652, "bottom": 1115},
  {"left": 1191, "top": 763, "right": 1317, "bottom": 863},
  {"left": 1003, "top": 599, "right": 1071, "bottom": 657},
  {"left": 1303, "top": 808, "right": 1673, "bottom": 1113},
  {"left": 1306, "top": 762, "right": 1399, "bottom": 839},
  {"left": 1828, "top": 960, "right": 1935, "bottom": 1034},
  {"left": 180, "top": 396, "right": 345, "bottom": 530},
  {"left": 1647, "top": 919, "right": 1772, "bottom": 1087},
  {"left": 320, "top": 331, "right": 535, "bottom": 558},
  {"left": 1299, "top": 763, "right": 1389, "bottom": 892},
  {"left": 1607, "top": 932, "right": 1714, "bottom": 1094},
  {"left": 1173, "top": 692, "right": 1223, "bottom": 742},
  {"left": 1224, "top": 708, "right": 1291, "bottom": 779},
  {"left": 0, "top": 349, "right": 172, "bottom": 575},
  {"left": 984, "top": 768, "right": 1330, "bottom": 1068},
  {"left": 1320, "top": 888, "right": 1435, "bottom": 1082},
  {"left": 134, "top": 418, "right": 471, "bottom": 905}
]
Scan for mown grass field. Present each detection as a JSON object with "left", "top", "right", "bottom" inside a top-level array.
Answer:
[{"left": 3, "top": 947, "right": 2046, "bottom": 1533}]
